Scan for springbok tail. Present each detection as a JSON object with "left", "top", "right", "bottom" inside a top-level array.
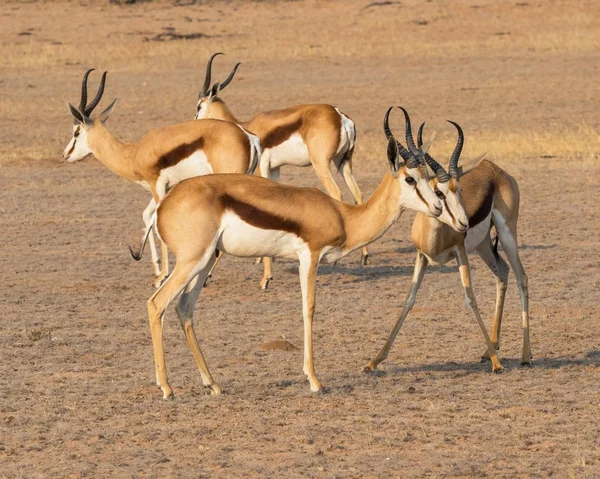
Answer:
[
  {"left": 247, "top": 131, "right": 262, "bottom": 175},
  {"left": 129, "top": 210, "right": 156, "bottom": 261}
]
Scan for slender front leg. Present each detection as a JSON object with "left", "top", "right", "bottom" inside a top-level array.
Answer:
[
  {"left": 203, "top": 249, "right": 223, "bottom": 287},
  {"left": 476, "top": 240, "right": 509, "bottom": 360},
  {"left": 298, "top": 252, "right": 322, "bottom": 392},
  {"left": 257, "top": 161, "right": 279, "bottom": 290},
  {"left": 152, "top": 185, "right": 170, "bottom": 289},
  {"left": 456, "top": 247, "right": 503, "bottom": 373},
  {"left": 365, "top": 252, "right": 428, "bottom": 371}
]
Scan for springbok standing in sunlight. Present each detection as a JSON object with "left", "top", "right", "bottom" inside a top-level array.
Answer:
[
  {"left": 365, "top": 107, "right": 531, "bottom": 373},
  {"left": 130, "top": 108, "right": 469, "bottom": 400},
  {"left": 193, "top": 52, "right": 369, "bottom": 289},
  {"left": 63, "top": 69, "right": 260, "bottom": 287}
]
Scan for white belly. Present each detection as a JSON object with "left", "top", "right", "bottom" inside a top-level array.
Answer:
[
  {"left": 268, "top": 133, "right": 311, "bottom": 169},
  {"left": 465, "top": 210, "right": 493, "bottom": 252},
  {"left": 217, "top": 212, "right": 305, "bottom": 259},
  {"left": 160, "top": 151, "right": 213, "bottom": 187}
]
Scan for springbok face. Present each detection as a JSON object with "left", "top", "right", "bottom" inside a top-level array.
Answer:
[
  {"left": 384, "top": 107, "right": 442, "bottom": 218},
  {"left": 194, "top": 52, "right": 240, "bottom": 120},
  {"left": 417, "top": 120, "right": 469, "bottom": 233},
  {"left": 63, "top": 69, "right": 117, "bottom": 163}
]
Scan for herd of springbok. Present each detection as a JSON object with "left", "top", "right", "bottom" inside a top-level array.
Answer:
[{"left": 63, "top": 53, "right": 531, "bottom": 399}]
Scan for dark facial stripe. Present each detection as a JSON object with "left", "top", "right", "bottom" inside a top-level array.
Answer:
[
  {"left": 157, "top": 137, "right": 204, "bottom": 170},
  {"left": 415, "top": 187, "right": 430, "bottom": 209},
  {"left": 261, "top": 119, "right": 302, "bottom": 149},
  {"left": 66, "top": 141, "right": 76, "bottom": 159},
  {"left": 443, "top": 199, "right": 456, "bottom": 223},
  {"left": 468, "top": 185, "right": 494, "bottom": 228},
  {"left": 222, "top": 194, "right": 302, "bottom": 236}
]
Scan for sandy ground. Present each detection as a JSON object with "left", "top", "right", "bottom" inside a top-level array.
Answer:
[{"left": 1, "top": 0, "right": 599, "bottom": 477}]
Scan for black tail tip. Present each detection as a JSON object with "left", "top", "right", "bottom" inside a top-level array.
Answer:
[{"left": 129, "top": 245, "right": 142, "bottom": 261}]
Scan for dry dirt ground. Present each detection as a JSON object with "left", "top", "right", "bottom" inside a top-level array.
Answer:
[{"left": 1, "top": 0, "right": 599, "bottom": 477}]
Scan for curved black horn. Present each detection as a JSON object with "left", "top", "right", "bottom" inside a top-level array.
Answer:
[
  {"left": 201, "top": 52, "right": 224, "bottom": 98},
  {"left": 383, "top": 106, "right": 394, "bottom": 140},
  {"left": 220, "top": 62, "right": 241, "bottom": 91},
  {"left": 397, "top": 106, "right": 419, "bottom": 154},
  {"left": 79, "top": 69, "right": 94, "bottom": 112},
  {"left": 447, "top": 120, "right": 464, "bottom": 178},
  {"left": 419, "top": 122, "right": 449, "bottom": 182},
  {"left": 383, "top": 106, "right": 414, "bottom": 163},
  {"left": 84, "top": 71, "right": 107, "bottom": 116}
]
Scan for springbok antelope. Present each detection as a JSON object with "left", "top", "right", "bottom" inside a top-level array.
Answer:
[
  {"left": 194, "top": 53, "right": 369, "bottom": 290},
  {"left": 365, "top": 107, "right": 531, "bottom": 373},
  {"left": 131, "top": 110, "right": 466, "bottom": 399},
  {"left": 63, "top": 69, "right": 261, "bottom": 287}
]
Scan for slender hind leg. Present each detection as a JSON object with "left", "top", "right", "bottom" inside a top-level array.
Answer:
[
  {"left": 365, "top": 252, "right": 428, "bottom": 371},
  {"left": 147, "top": 259, "right": 206, "bottom": 399},
  {"left": 476, "top": 238, "right": 509, "bottom": 360},
  {"left": 298, "top": 252, "right": 322, "bottom": 392},
  {"left": 339, "top": 151, "right": 369, "bottom": 265},
  {"left": 456, "top": 247, "right": 503, "bottom": 373},
  {"left": 175, "top": 255, "right": 222, "bottom": 395},
  {"left": 494, "top": 215, "right": 532, "bottom": 365},
  {"left": 142, "top": 198, "right": 160, "bottom": 277}
]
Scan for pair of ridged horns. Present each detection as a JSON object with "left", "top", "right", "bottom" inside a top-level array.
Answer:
[
  {"left": 199, "top": 52, "right": 240, "bottom": 99},
  {"left": 384, "top": 106, "right": 464, "bottom": 181},
  {"left": 78, "top": 69, "right": 108, "bottom": 120}
]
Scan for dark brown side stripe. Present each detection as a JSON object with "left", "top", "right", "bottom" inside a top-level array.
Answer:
[
  {"left": 261, "top": 119, "right": 302, "bottom": 149},
  {"left": 157, "top": 137, "right": 204, "bottom": 170},
  {"left": 222, "top": 194, "right": 303, "bottom": 236},
  {"left": 468, "top": 186, "right": 494, "bottom": 228},
  {"left": 415, "top": 187, "right": 430, "bottom": 209}
]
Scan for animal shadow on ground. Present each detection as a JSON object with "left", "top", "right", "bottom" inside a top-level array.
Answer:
[{"left": 367, "top": 351, "right": 600, "bottom": 377}]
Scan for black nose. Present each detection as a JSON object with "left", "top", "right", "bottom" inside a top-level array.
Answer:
[{"left": 459, "top": 221, "right": 469, "bottom": 230}]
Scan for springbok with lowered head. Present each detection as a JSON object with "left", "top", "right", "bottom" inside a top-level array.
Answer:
[
  {"left": 365, "top": 107, "right": 531, "bottom": 373},
  {"left": 194, "top": 53, "right": 369, "bottom": 289},
  {"left": 63, "top": 69, "right": 260, "bottom": 287},
  {"left": 131, "top": 109, "right": 469, "bottom": 399}
]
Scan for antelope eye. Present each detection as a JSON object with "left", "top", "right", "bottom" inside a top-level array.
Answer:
[
  {"left": 73, "top": 130, "right": 79, "bottom": 138},
  {"left": 436, "top": 190, "right": 446, "bottom": 200},
  {"left": 405, "top": 177, "right": 416, "bottom": 185}
]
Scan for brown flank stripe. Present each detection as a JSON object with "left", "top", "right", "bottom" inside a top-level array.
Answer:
[
  {"left": 468, "top": 185, "right": 494, "bottom": 228},
  {"left": 222, "top": 194, "right": 303, "bottom": 236},
  {"left": 260, "top": 119, "right": 303, "bottom": 149},
  {"left": 157, "top": 137, "right": 204, "bottom": 170}
]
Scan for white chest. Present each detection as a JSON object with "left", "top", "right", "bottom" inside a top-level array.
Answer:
[
  {"left": 267, "top": 133, "right": 311, "bottom": 169},
  {"left": 217, "top": 212, "right": 305, "bottom": 259},
  {"left": 159, "top": 151, "right": 213, "bottom": 187}
]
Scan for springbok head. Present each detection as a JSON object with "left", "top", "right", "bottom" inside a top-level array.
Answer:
[
  {"left": 383, "top": 107, "right": 443, "bottom": 218},
  {"left": 417, "top": 119, "right": 469, "bottom": 233},
  {"left": 63, "top": 69, "right": 117, "bottom": 163},
  {"left": 194, "top": 52, "right": 240, "bottom": 120}
]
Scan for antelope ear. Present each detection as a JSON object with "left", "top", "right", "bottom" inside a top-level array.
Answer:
[
  {"left": 208, "top": 82, "right": 221, "bottom": 100},
  {"left": 420, "top": 130, "right": 436, "bottom": 154},
  {"left": 98, "top": 98, "right": 118, "bottom": 123},
  {"left": 387, "top": 137, "right": 402, "bottom": 177},
  {"left": 68, "top": 103, "right": 93, "bottom": 128}
]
